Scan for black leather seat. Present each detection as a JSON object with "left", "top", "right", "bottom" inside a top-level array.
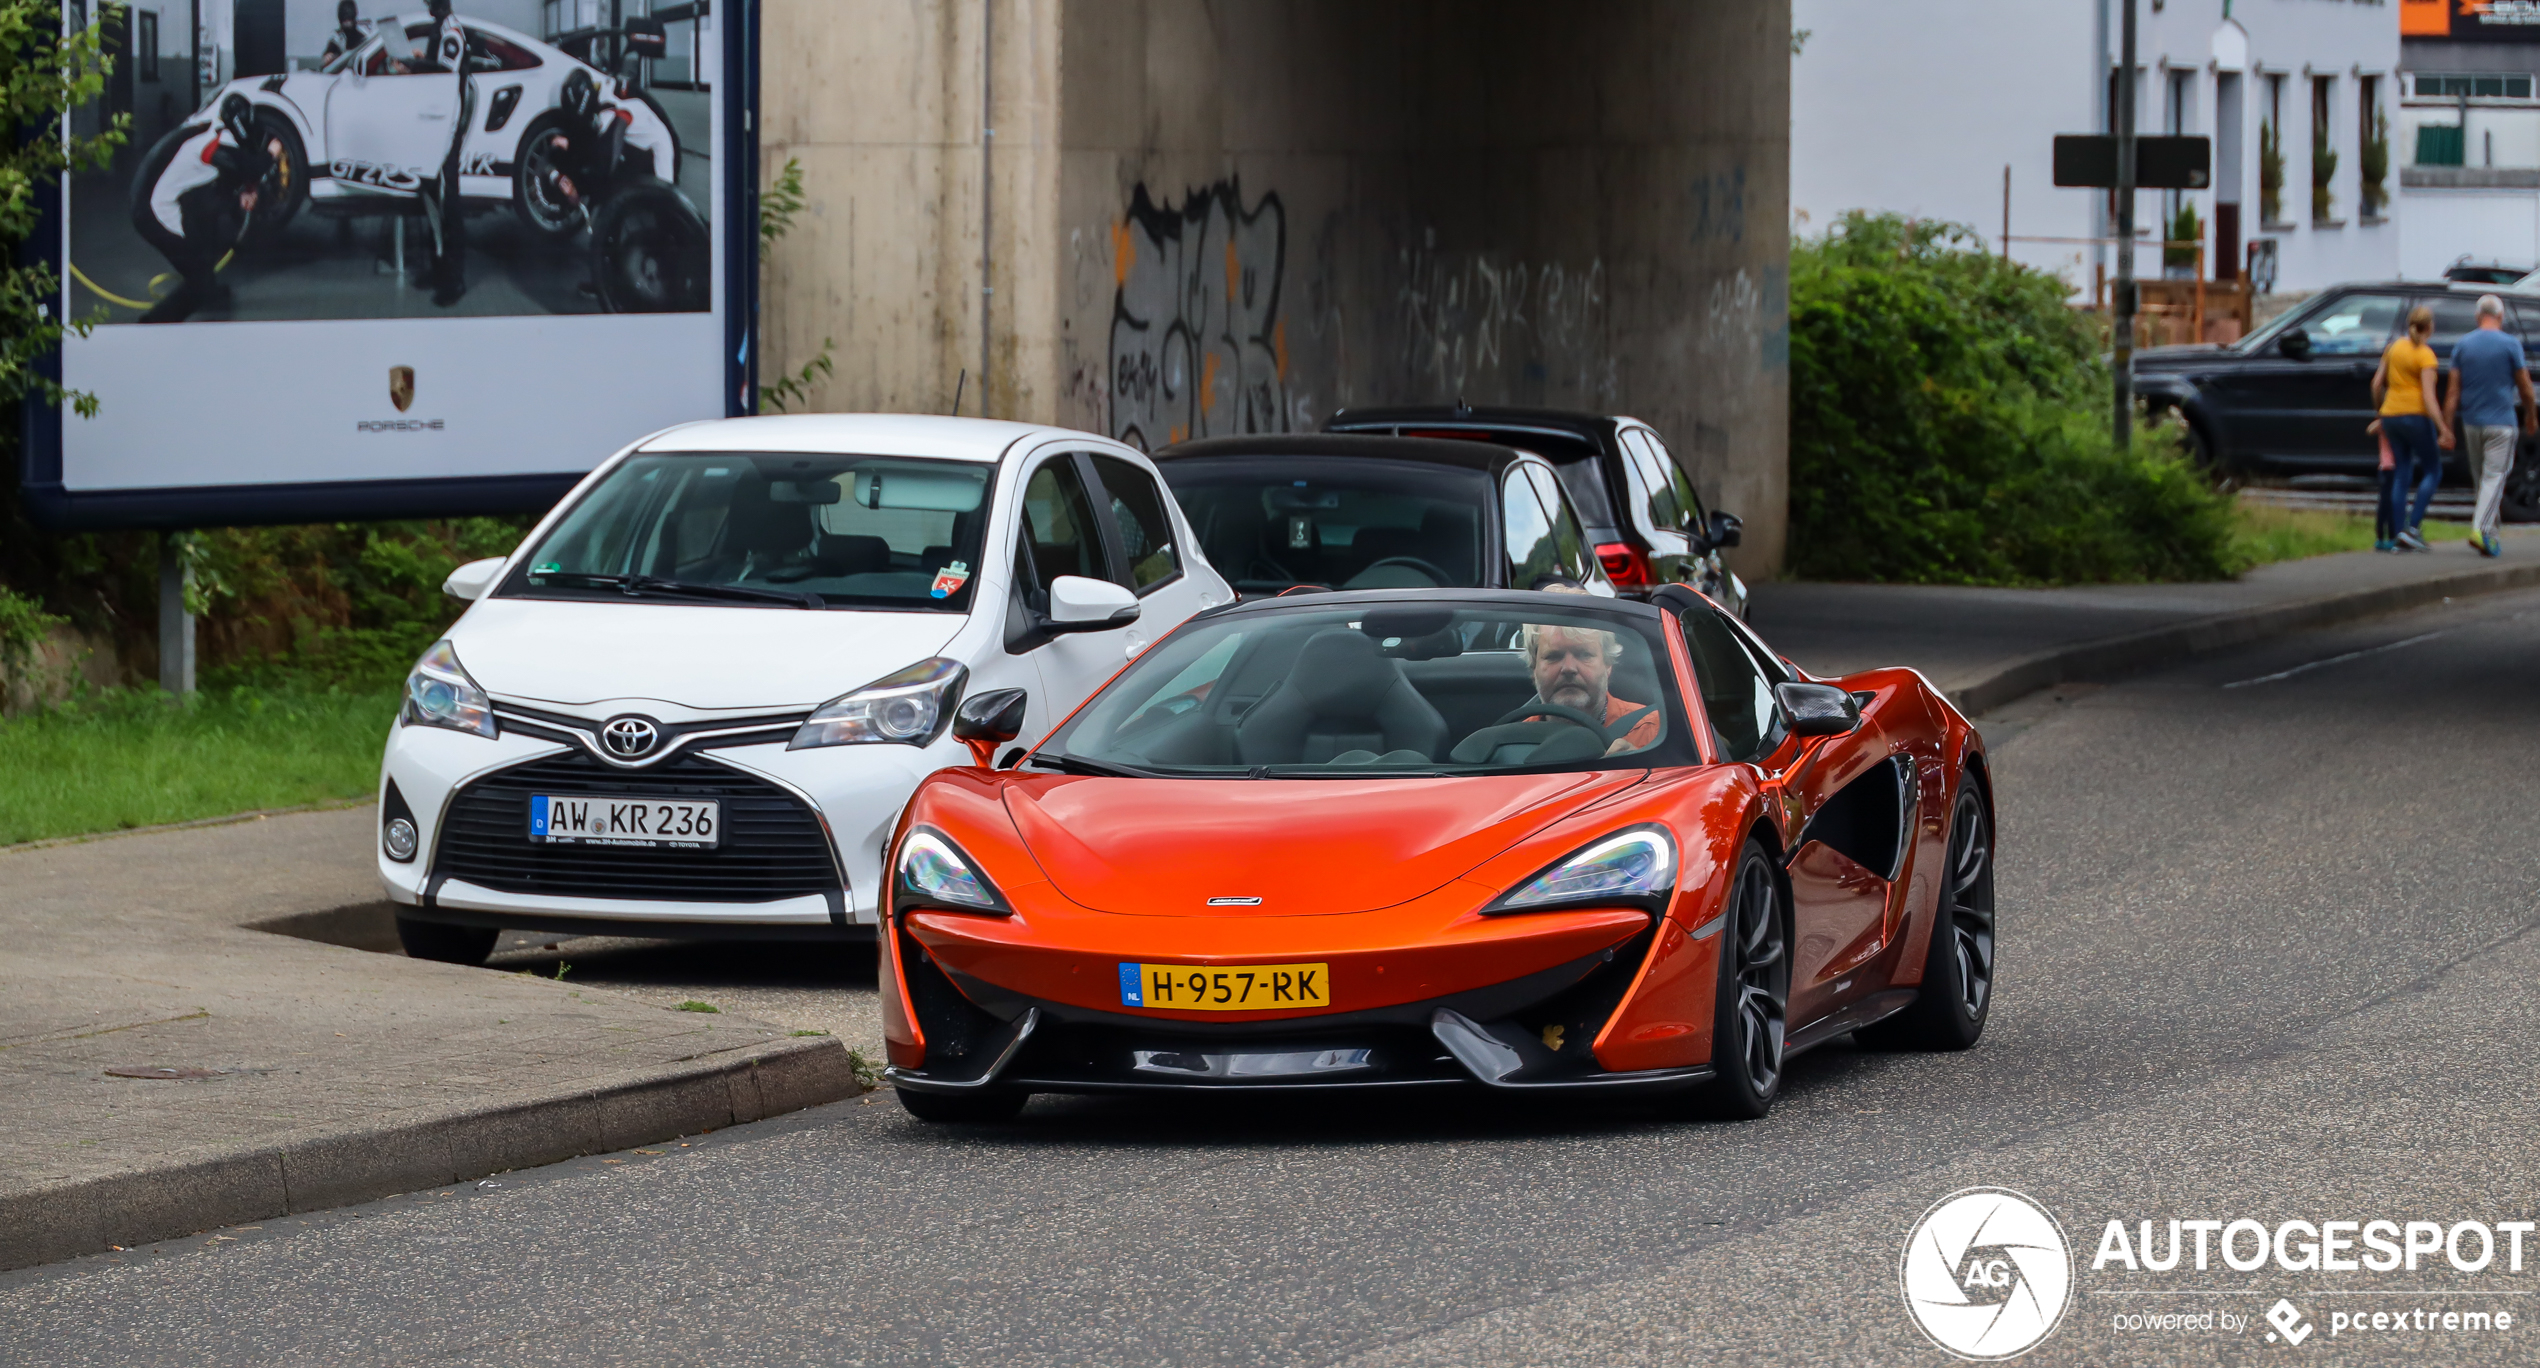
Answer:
[
  {"left": 714, "top": 491, "right": 816, "bottom": 579},
  {"left": 1234, "top": 629, "right": 1450, "bottom": 765}
]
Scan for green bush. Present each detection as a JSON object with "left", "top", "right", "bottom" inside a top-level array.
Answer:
[{"left": 1787, "top": 212, "right": 2239, "bottom": 585}]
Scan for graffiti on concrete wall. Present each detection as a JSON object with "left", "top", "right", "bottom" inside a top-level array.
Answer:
[
  {"left": 1390, "top": 241, "right": 1615, "bottom": 405},
  {"left": 1108, "top": 180, "right": 1289, "bottom": 450}
]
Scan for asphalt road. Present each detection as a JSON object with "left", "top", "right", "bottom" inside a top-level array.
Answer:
[{"left": 7, "top": 588, "right": 2540, "bottom": 1366}]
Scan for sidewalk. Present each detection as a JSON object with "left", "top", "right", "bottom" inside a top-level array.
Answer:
[
  {"left": 1751, "top": 530, "right": 2540, "bottom": 707},
  {"left": 0, "top": 807, "right": 859, "bottom": 1272}
]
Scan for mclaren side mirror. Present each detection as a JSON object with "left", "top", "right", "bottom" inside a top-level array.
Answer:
[
  {"left": 953, "top": 687, "right": 1029, "bottom": 767},
  {"left": 442, "top": 557, "right": 504, "bottom": 601},
  {"left": 2277, "top": 328, "right": 2313, "bottom": 361},
  {"left": 1776, "top": 681, "right": 1861, "bottom": 738},
  {"left": 1701, "top": 510, "right": 1744, "bottom": 552},
  {"left": 1045, "top": 574, "right": 1140, "bottom": 632}
]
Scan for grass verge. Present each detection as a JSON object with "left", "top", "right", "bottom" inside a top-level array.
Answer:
[
  {"left": 2228, "top": 501, "right": 2381, "bottom": 570},
  {"left": 0, "top": 685, "right": 395, "bottom": 846}
]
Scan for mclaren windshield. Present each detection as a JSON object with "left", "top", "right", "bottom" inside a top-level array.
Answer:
[
  {"left": 500, "top": 452, "right": 995, "bottom": 611},
  {"left": 1037, "top": 595, "right": 1699, "bottom": 776}
]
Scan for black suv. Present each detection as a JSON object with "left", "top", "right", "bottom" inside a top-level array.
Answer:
[
  {"left": 1322, "top": 405, "right": 1748, "bottom": 615},
  {"left": 2136, "top": 281, "right": 2540, "bottom": 519}
]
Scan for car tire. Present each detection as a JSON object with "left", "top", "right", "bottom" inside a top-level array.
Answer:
[
  {"left": 1858, "top": 779, "right": 1995, "bottom": 1052},
  {"left": 591, "top": 176, "right": 710, "bottom": 313},
  {"left": 239, "top": 111, "right": 308, "bottom": 249},
  {"left": 1693, "top": 839, "right": 1787, "bottom": 1121},
  {"left": 511, "top": 112, "right": 582, "bottom": 241},
  {"left": 895, "top": 1086, "right": 1027, "bottom": 1124},
  {"left": 2505, "top": 439, "right": 2540, "bottom": 524},
  {"left": 395, "top": 915, "right": 499, "bottom": 966}
]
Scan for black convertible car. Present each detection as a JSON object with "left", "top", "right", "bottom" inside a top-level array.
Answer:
[{"left": 2135, "top": 281, "right": 2540, "bottom": 520}]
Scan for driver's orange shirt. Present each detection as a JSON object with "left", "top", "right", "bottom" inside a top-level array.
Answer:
[{"left": 1526, "top": 694, "right": 1661, "bottom": 750}]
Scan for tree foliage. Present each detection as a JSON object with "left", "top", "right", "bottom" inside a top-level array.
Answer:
[
  {"left": 0, "top": 0, "right": 126, "bottom": 416},
  {"left": 1786, "top": 212, "right": 2238, "bottom": 586}
]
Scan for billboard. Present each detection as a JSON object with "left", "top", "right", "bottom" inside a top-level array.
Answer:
[
  {"left": 21, "top": 0, "right": 756, "bottom": 529},
  {"left": 2403, "top": 0, "right": 2540, "bottom": 41}
]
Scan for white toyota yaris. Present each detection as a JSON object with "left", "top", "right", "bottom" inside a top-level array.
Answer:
[{"left": 378, "top": 414, "right": 1230, "bottom": 963}]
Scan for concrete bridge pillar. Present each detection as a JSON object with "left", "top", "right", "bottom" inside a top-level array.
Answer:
[{"left": 761, "top": 0, "right": 1791, "bottom": 574}]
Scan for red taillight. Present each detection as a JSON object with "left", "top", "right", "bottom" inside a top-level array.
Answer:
[{"left": 1594, "top": 542, "right": 1649, "bottom": 587}]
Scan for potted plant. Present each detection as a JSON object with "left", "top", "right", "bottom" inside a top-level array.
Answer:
[
  {"left": 2165, "top": 201, "right": 2203, "bottom": 275},
  {"left": 2360, "top": 107, "right": 2389, "bottom": 217},
  {"left": 2312, "top": 116, "right": 2339, "bottom": 222},
  {"left": 2260, "top": 120, "right": 2284, "bottom": 223}
]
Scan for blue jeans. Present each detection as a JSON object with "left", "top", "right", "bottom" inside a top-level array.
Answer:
[{"left": 2382, "top": 414, "right": 2442, "bottom": 534}]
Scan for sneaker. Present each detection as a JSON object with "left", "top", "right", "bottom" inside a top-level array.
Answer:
[
  {"left": 2484, "top": 533, "right": 2504, "bottom": 558},
  {"left": 2375, "top": 539, "right": 2397, "bottom": 553},
  {"left": 2397, "top": 529, "right": 2432, "bottom": 552}
]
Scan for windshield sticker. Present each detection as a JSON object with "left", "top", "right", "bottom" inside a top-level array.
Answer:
[
  {"left": 930, "top": 562, "right": 972, "bottom": 599},
  {"left": 533, "top": 562, "right": 561, "bottom": 574}
]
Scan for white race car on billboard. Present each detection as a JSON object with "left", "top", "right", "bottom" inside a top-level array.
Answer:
[{"left": 199, "top": 14, "right": 677, "bottom": 244}]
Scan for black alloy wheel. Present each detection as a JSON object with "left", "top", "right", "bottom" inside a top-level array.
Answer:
[
  {"left": 239, "top": 112, "right": 309, "bottom": 249},
  {"left": 592, "top": 178, "right": 710, "bottom": 313},
  {"left": 1861, "top": 779, "right": 1996, "bottom": 1051},
  {"left": 511, "top": 113, "right": 585, "bottom": 240},
  {"left": 394, "top": 915, "right": 499, "bottom": 967},
  {"left": 1695, "top": 840, "right": 1787, "bottom": 1120},
  {"left": 2505, "top": 440, "right": 2540, "bottom": 523},
  {"left": 895, "top": 1086, "right": 1027, "bottom": 1124}
]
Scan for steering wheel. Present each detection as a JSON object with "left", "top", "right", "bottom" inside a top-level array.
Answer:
[
  {"left": 1487, "top": 698, "right": 1660, "bottom": 747},
  {"left": 1348, "top": 556, "right": 1452, "bottom": 587}
]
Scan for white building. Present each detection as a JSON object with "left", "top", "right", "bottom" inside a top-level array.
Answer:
[
  {"left": 1792, "top": 0, "right": 2402, "bottom": 300},
  {"left": 2392, "top": 0, "right": 2540, "bottom": 278}
]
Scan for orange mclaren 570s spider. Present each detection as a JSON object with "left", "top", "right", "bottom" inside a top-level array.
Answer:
[{"left": 882, "top": 585, "right": 1992, "bottom": 1122}]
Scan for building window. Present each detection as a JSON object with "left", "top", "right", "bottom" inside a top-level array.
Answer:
[
  {"left": 2412, "top": 73, "right": 2536, "bottom": 101},
  {"left": 2360, "top": 75, "right": 2387, "bottom": 215},
  {"left": 134, "top": 9, "right": 158, "bottom": 81},
  {"left": 2312, "top": 76, "right": 2338, "bottom": 222},
  {"left": 2262, "top": 73, "right": 2286, "bottom": 223}
]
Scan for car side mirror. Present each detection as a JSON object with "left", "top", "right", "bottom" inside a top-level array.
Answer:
[
  {"left": 2277, "top": 328, "right": 2312, "bottom": 360},
  {"left": 1045, "top": 575, "right": 1140, "bottom": 632},
  {"left": 1776, "top": 681, "right": 1860, "bottom": 738},
  {"left": 953, "top": 687, "right": 1028, "bottom": 767},
  {"left": 442, "top": 557, "right": 504, "bottom": 601},
  {"left": 1701, "top": 510, "right": 1744, "bottom": 551}
]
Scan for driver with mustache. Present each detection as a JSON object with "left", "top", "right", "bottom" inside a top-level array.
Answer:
[{"left": 1523, "top": 622, "right": 1660, "bottom": 755}]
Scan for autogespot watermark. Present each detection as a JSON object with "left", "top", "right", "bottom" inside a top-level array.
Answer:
[{"left": 1902, "top": 1195, "right": 2534, "bottom": 1358}]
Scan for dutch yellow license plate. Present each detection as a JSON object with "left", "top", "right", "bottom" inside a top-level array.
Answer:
[{"left": 1118, "top": 962, "right": 1330, "bottom": 1011}]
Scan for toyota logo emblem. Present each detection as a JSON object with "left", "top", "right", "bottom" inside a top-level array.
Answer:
[{"left": 601, "top": 715, "right": 661, "bottom": 758}]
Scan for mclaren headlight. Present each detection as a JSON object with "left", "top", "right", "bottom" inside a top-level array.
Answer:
[
  {"left": 893, "top": 828, "right": 1008, "bottom": 915},
  {"left": 402, "top": 640, "right": 497, "bottom": 738},
  {"left": 791, "top": 658, "right": 966, "bottom": 750},
  {"left": 1486, "top": 826, "right": 1676, "bottom": 914}
]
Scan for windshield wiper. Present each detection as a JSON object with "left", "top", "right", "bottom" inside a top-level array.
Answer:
[
  {"left": 529, "top": 571, "right": 819, "bottom": 609},
  {"left": 1023, "top": 753, "right": 1159, "bottom": 778},
  {"left": 1251, "top": 765, "right": 1448, "bottom": 779}
]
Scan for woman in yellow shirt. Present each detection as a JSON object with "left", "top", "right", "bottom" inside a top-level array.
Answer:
[{"left": 2371, "top": 306, "right": 2451, "bottom": 552}]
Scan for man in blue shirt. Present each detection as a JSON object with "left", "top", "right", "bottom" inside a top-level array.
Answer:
[{"left": 2444, "top": 294, "right": 2537, "bottom": 557}]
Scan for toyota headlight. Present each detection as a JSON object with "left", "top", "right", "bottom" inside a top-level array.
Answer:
[
  {"left": 402, "top": 640, "right": 496, "bottom": 738},
  {"left": 893, "top": 828, "right": 1008, "bottom": 914},
  {"left": 1487, "top": 827, "right": 1676, "bottom": 914},
  {"left": 790, "top": 658, "right": 966, "bottom": 750}
]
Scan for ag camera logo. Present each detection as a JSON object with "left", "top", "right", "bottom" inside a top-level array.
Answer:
[{"left": 1902, "top": 1187, "right": 2074, "bottom": 1360}]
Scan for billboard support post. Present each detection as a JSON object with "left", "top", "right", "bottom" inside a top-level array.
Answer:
[
  {"left": 158, "top": 535, "right": 195, "bottom": 696},
  {"left": 2113, "top": 0, "right": 2138, "bottom": 450}
]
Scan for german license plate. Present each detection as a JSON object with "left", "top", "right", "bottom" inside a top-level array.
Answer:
[
  {"left": 529, "top": 794, "right": 720, "bottom": 849},
  {"left": 1118, "top": 962, "right": 1330, "bottom": 1011}
]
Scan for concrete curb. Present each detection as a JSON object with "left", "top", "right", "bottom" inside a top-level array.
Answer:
[
  {"left": 0, "top": 1032, "right": 861, "bottom": 1273},
  {"left": 1948, "top": 559, "right": 2540, "bottom": 717}
]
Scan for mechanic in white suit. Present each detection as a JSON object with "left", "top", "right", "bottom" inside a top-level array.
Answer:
[
  {"left": 128, "top": 93, "right": 276, "bottom": 323},
  {"left": 412, "top": 0, "right": 474, "bottom": 305}
]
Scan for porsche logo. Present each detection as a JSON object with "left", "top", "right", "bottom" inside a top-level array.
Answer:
[{"left": 388, "top": 365, "right": 416, "bottom": 413}]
